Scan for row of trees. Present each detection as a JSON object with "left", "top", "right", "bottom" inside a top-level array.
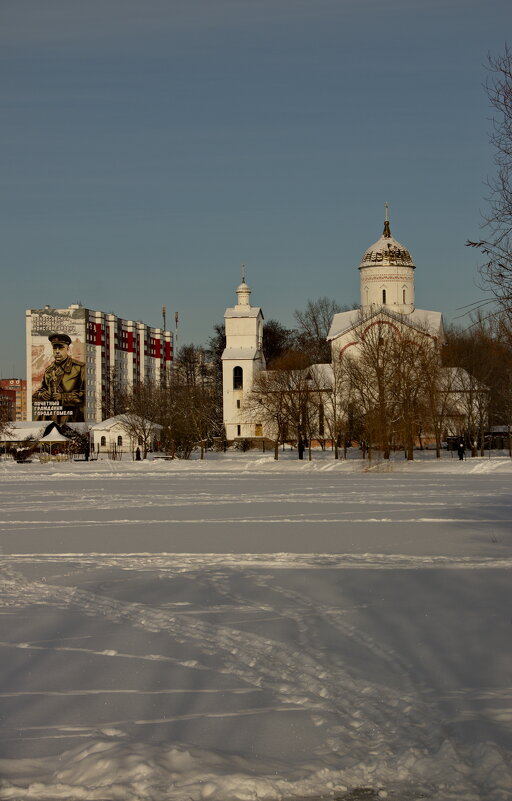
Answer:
[
  {"left": 115, "top": 345, "right": 222, "bottom": 459},
  {"left": 248, "top": 311, "right": 512, "bottom": 461},
  {"left": 246, "top": 314, "right": 486, "bottom": 461}
]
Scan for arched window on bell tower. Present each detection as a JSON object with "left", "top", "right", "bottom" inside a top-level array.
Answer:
[
  {"left": 233, "top": 366, "right": 243, "bottom": 390},
  {"left": 382, "top": 289, "right": 387, "bottom": 304}
]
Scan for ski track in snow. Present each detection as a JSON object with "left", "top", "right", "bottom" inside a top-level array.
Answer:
[{"left": 0, "top": 459, "right": 511, "bottom": 800}]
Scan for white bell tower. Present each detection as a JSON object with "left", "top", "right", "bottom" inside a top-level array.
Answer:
[{"left": 222, "top": 267, "right": 266, "bottom": 442}]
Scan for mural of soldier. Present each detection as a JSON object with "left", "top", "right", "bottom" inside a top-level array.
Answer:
[{"left": 32, "top": 333, "right": 85, "bottom": 423}]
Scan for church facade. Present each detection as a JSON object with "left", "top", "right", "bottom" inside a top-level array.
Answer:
[
  {"left": 221, "top": 212, "right": 455, "bottom": 445},
  {"left": 328, "top": 209, "right": 444, "bottom": 357}
]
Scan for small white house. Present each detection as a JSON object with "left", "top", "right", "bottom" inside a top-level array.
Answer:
[{"left": 90, "top": 415, "right": 162, "bottom": 457}]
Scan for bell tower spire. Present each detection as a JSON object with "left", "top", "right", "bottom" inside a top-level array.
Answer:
[
  {"left": 236, "top": 264, "right": 251, "bottom": 307},
  {"left": 383, "top": 201, "right": 391, "bottom": 238}
]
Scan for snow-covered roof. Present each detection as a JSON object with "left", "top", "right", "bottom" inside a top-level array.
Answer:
[
  {"left": 0, "top": 421, "right": 74, "bottom": 443},
  {"left": 308, "top": 362, "right": 334, "bottom": 385},
  {"left": 327, "top": 310, "right": 359, "bottom": 340},
  {"left": 441, "top": 366, "right": 488, "bottom": 392},
  {"left": 66, "top": 422, "right": 90, "bottom": 434},
  {"left": 221, "top": 347, "right": 260, "bottom": 361},
  {"left": 90, "top": 415, "right": 162, "bottom": 432},
  {"left": 328, "top": 307, "right": 444, "bottom": 341},
  {"left": 0, "top": 422, "right": 48, "bottom": 442},
  {"left": 257, "top": 362, "right": 333, "bottom": 389},
  {"left": 224, "top": 307, "right": 262, "bottom": 319},
  {"left": 39, "top": 430, "right": 70, "bottom": 443}
]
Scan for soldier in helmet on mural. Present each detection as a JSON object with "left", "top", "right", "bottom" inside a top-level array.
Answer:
[{"left": 32, "top": 333, "right": 86, "bottom": 423}]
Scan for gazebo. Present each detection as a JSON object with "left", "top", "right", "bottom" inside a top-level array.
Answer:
[{"left": 38, "top": 428, "right": 71, "bottom": 456}]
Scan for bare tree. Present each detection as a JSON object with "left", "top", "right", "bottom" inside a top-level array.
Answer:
[
  {"left": 443, "top": 322, "right": 506, "bottom": 453},
  {"left": 244, "top": 370, "right": 292, "bottom": 460},
  {"left": 102, "top": 367, "right": 124, "bottom": 420},
  {"left": 262, "top": 320, "right": 296, "bottom": 366},
  {"left": 343, "top": 318, "right": 398, "bottom": 458},
  {"left": 389, "top": 325, "right": 445, "bottom": 460},
  {"left": 118, "top": 380, "right": 162, "bottom": 458},
  {"left": 320, "top": 357, "right": 355, "bottom": 459},
  {"left": 420, "top": 342, "right": 455, "bottom": 458},
  {"left": 340, "top": 313, "right": 443, "bottom": 460},
  {"left": 443, "top": 367, "right": 489, "bottom": 456},
  {"left": 165, "top": 345, "right": 223, "bottom": 458},
  {"left": 0, "top": 401, "right": 14, "bottom": 440},
  {"left": 468, "top": 46, "right": 512, "bottom": 320},
  {"left": 246, "top": 351, "right": 322, "bottom": 459},
  {"left": 294, "top": 297, "right": 345, "bottom": 363}
]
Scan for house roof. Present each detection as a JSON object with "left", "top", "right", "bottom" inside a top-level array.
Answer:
[
  {"left": 0, "top": 421, "right": 71, "bottom": 443},
  {"left": 90, "top": 415, "right": 162, "bottom": 432},
  {"left": 39, "top": 430, "right": 70, "bottom": 443},
  {"left": 224, "top": 307, "right": 262, "bottom": 319}
]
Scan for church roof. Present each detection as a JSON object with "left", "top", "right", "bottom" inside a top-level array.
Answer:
[
  {"left": 328, "top": 307, "right": 444, "bottom": 341},
  {"left": 359, "top": 216, "right": 415, "bottom": 269}
]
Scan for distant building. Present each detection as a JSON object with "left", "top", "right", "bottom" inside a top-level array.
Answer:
[
  {"left": 0, "top": 387, "right": 16, "bottom": 422},
  {"left": 90, "top": 415, "right": 162, "bottom": 457},
  {"left": 26, "top": 304, "right": 173, "bottom": 424},
  {"left": 0, "top": 379, "right": 27, "bottom": 420}
]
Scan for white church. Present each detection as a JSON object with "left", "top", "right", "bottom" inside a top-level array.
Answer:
[{"left": 221, "top": 209, "right": 449, "bottom": 444}]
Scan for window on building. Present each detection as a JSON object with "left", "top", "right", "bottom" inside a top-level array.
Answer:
[
  {"left": 403, "top": 288, "right": 406, "bottom": 303},
  {"left": 255, "top": 423, "right": 263, "bottom": 437},
  {"left": 233, "top": 366, "right": 243, "bottom": 390},
  {"left": 237, "top": 425, "right": 241, "bottom": 436},
  {"left": 117, "top": 435, "right": 123, "bottom": 447},
  {"left": 100, "top": 436, "right": 106, "bottom": 447},
  {"left": 382, "top": 289, "right": 387, "bottom": 304},
  {"left": 236, "top": 399, "right": 241, "bottom": 409}
]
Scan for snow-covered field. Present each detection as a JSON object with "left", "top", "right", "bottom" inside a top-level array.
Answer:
[{"left": 0, "top": 452, "right": 511, "bottom": 801}]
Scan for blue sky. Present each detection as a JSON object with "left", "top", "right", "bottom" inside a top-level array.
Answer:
[{"left": 1, "top": 0, "right": 510, "bottom": 376}]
